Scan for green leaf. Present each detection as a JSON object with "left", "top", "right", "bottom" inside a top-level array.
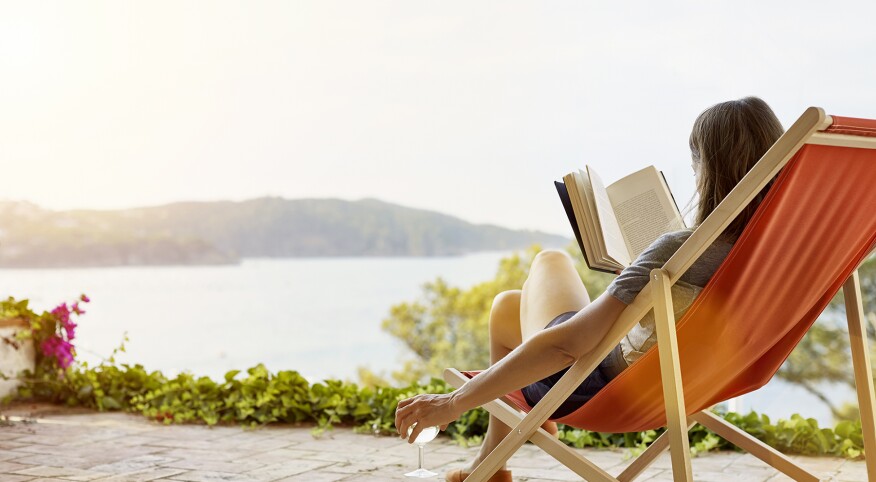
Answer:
[
  {"left": 77, "top": 385, "right": 93, "bottom": 398},
  {"left": 101, "top": 396, "right": 121, "bottom": 410}
]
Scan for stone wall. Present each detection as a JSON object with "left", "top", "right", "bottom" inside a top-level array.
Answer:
[{"left": 0, "top": 318, "right": 35, "bottom": 399}]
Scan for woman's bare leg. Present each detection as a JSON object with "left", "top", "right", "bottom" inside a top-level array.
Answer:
[
  {"left": 466, "top": 249, "right": 591, "bottom": 472},
  {"left": 464, "top": 289, "right": 520, "bottom": 472},
  {"left": 520, "top": 249, "right": 591, "bottom": 341}
]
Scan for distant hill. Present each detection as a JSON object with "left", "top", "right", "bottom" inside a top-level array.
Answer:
[{"left": 0, "top": 198, "right": 569, "bottom": 268}]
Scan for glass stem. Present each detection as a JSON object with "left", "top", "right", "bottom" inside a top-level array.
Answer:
[{"left": 418, "top": 443, "right": 425, "bottom": 469}]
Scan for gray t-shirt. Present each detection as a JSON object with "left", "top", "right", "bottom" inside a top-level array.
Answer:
[{"left": 606, "top": 229, "right": 734, "bottom": 365}]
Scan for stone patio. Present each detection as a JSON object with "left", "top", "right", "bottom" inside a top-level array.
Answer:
[{"left": 0, "top": 402, "right": 866, "bottom": 481}]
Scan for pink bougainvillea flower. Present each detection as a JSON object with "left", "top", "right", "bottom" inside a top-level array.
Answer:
[
  {"left": 55, "top": 341, "right": 74, "bottom": 369},
  {"left": 51, "top": 303, "right": 70, "bottom": 324},
  {"left": 40, "top": 297, "right": 86, "bottom": 370},
  {"left": 40, "top": 336, "right": 75, "bottom": 369},
  {"left": 39, "top": 337, "right": 54, "bottom": 357},
  {"left": 64, "top": 321, "right": 77, "bottom": 341}
]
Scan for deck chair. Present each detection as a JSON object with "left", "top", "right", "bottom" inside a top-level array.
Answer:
[{"left": 444, "top": 107, "right": 876, "bottom": 482}]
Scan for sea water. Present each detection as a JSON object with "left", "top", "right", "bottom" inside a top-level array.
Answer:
[{"left": 0, "top": 254, "right": 854, "bottom": 427}]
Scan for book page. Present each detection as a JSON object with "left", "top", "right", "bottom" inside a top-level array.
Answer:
[
  {"left": 575, "top": 170, "right": 604, "bottom": 258},
  {"left": 606, "top": 166, "right": 685, "bottom": 260},
  {"left": 561, "top": 171, "right": 623, "bottom": 272},
  {"left": 586, "top": 166, "right": 630, "bottom": 267},
  {"left": 562, "top": 172, "right": 597, "bottom": 266}
]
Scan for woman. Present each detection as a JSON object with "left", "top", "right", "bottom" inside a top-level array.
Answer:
[{"left": 395, "top": 97, "right": 785, "bottom": 482}]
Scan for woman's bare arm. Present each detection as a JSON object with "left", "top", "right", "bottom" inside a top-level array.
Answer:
[{"left": 395, "top": 292, "right": 626, "bottom": 443}]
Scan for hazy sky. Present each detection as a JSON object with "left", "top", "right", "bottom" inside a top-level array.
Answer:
[{"left": 2, "top": 1, "right": 875, "bottom": 236}]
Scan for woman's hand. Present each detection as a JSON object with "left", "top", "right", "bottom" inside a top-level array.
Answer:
[{"left": 395, "top": 392, "right": 460, "bottom": 443}]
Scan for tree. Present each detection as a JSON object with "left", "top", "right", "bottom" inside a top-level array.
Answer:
[
  {"left": 775, "top": 254, "right": 876, "bottom": 420},
  {"left": 377, "top": 242, "right": 613, "bottom": 385},
  {"left": 378, "top": 243, "right": 876, "bottom": 426}
]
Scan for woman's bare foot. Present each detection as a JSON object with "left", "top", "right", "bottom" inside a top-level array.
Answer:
[{"left": 542, "top": 420, "right": 559, "bottom": 437}]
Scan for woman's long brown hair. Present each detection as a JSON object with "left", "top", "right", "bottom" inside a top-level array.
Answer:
[{"left": 689, "top": 97, "right": 785, "bottom": 240}]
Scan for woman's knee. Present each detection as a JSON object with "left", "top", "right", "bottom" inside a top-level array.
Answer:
[
  {"left": 531, "top": 249, "right": 573, "bottom": 268},
  {"left": 525, "top": 250, "right": 575, "bottom": 288},
  {"left": 489, "top": 290, "right": 521, "bottom": 334},
  {"left": 521, "top": 249, "right": 590, "bottom": 336}
]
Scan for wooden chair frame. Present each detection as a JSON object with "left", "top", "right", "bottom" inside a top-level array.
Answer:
[{"left": 444, "top": 107, "right": 876, "bottom": 481}]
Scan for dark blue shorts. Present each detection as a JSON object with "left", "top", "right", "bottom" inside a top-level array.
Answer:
[{"left": 520, "top": 310, "right": 627, "bottom": 419}]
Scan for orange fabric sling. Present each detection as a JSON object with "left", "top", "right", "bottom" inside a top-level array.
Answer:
[{"left": 465, "top": 116, "right": 876, "bottom": 433}]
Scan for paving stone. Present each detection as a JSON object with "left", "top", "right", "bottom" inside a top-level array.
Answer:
[
  {"left": 790, "top": 454, "right": 848, "bottom": 473},
  {"left": 163, "top": 459, "right": 265, "bottom": 474},
  {"left": 0, "top": 405, "right": 867, "bottom": 482},
  {"left": 240, "top": 460, "right": 334, "bottom": 480},
  {"left": 210, "top": 438, "right": 292, "bottom": 453},
  {"left": 83, "top": 446, "right": 168, "bottom": 464},
  {"left": 0, "top": 460, "right": 36, "bottom": 474},
  {"left": 420, "top": 443, "right": 474, "bottom": 455},
  {"left": 735, "top": 452, "right": 778, "bottom": 468},
  {"left": 506, "top": 454, "right": 560, "bottom": 469},
  {"left": 208, "top": 430, "right": 277, "bottom": 443},
  {"left": 641, "top": 472, "right": 678, "bottom": 481},
  {"left": 165, "top": 470, "right": 262, "bottom": 482},
  {"left": 725, "top": 454, "right": 845, "bottom": 480},
  {"left": 313, "top": 451, "right": 411, "bottom": 468},
  {"left": 647, "top": 452, "right": 676, "bottom": 470},
  {"left": 765, "top": 474, "right": 792, "bottom": 481},
  {"left": 832, "top": 460, "right": 868, "bottom": 481},
  {"left": 511, "top": 466, "right": 588, "bottom": 481},
  {"left": 9, "top": 464, "right": 111, "bottom": 480},
  {"left": 88, "top": 454, "right": 182, "bottom": 474},
  {"left": 229, "top": 448, "right": 320, "bottom": 464},
  {"left": 692, "top": 469, "right": 764, "bottom": 482},
  {"left": 0, "top": 441, "right": 31, "bottom": 451},
  {"left": 96, "top": 467, "right": 188, "bottom": 482},
  {"left": 348, "top": 435, "right": 408, "bottom": 450},
  {"left": 275, "top": 473, "right": 349, "bottom": 482},
  {"left": 263, "top": 431, "right": 323, "bottom": 445},
  {"left": 726, "top": 465, "right": 782, "bottom": 480},
  {"left": 691, "top": 453, "right": 735, "bottom": 471},
  {"left": 0, "top": 451, "right": 29, "bottom": 463},
  {"left": 293, "top": 439, "right": 376, "bottom": 455},
  {"left": 8, "top": 453, "right": 97, "bottom": 470},
  {"left": 565, "top": 448, "right": 629, "bottom": 471},
  {"left": 0, "top": 433, "right": 25, "bottom": 442},
  {"left": 139, "top": 439, "right": 230, "bottom": 451},
  {"left": 340, "top": 474, "right": 411, "bottom": 481},
  {"left": 139, "top": 428, "right": 227, "bottom": 443},
  {"left": 320, "top": 462, "right": 391, "bottom": 476},
  {"left": 12, "top": 434, "right": 75, "bottom": 446},
  {"left": 97, "top": 435, "right": 170, "bottom": 448},
  {"left": 1, "top": 475, "right": 42, "bottom": 482},
  {"left": 7, "top": 443, "right": 71, "bottom": 457},
  {"left": 152, "top": 448, "right": 247, "bottom": 463},
  {"left": 628, "top": 467, "right": 667, "bottom": 480}
]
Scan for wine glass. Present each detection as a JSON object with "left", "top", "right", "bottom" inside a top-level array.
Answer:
[{"left": 405, "top": 424, "right": 439, "bottom": 478}]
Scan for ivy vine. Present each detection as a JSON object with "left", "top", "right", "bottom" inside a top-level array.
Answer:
[{"left": 0, "top": 296, "right": 866, "bottom": 459}]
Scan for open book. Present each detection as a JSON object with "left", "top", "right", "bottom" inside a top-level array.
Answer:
[{"left": 555, "top": 165, "right": 686, "bottom": 273}]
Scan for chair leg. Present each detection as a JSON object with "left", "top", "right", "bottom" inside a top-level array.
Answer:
[
  {"left": 443, "top": 368, "right": 618, "bottom": 482},
  {"left": 651, "top": 269, "right": 693, "bottom": 482},
  {"left": 691, "top": 411, "right": 818, "bottom": 482},
  {"left": 844, "top": 271, "right": 876, "bottom": 479},
  {"left": 616, "top": 419, "right": 696, "bottom": 482}
]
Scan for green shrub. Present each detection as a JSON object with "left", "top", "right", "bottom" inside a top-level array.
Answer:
[
  {"left": 0, "top": 295, "right": 866, "bottom": 459},
  {"left": 2, "top": 360, "right": 865, "bottom": 459}
]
